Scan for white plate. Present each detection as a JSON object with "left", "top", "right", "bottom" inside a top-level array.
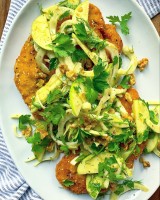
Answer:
[{"left": 0, "top": 0, "right": 159, "bottom": 200}]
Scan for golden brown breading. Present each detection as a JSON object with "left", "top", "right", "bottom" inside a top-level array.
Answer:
[
  {"left": 88, "top": 3, "right": 105, "bottom": 39},
  {"left": 14, "top": 36, "right": 46, "bottom": 107},
  {"left": 56, "top": 154, "right": 87, "bottom": 194},
  {"left": 102, "top": 24, "right": 123, "bottom": 53},
  {"left": 88, "top": 4, "right": 123, "bottom": 53}
]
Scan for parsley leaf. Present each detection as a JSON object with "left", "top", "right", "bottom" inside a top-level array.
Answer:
[
  {"left": 107, "top": 12, "right": 132, "bottom": 35},
  {"left": 60, "top": 145, "right": 70, "bottom": 155},
  {"left": 85, "top": 78, "right": 98, "bottom": 104},
  {"left": 59, "top": 10, "right": 70, "bottom": 21},
  {"left": 113, "top": 56, "right": 119, "bottom": 66},
  {"left": 59, "top": 0, "right": 78, "bottom": 9},
  {"left": 71, "top": 48, "right": 88, "bottom": 62},
  {"left": 74, "top": 21, "right": 106, "bottom": 51},
  {"left": 27, "top": 132, "right": 41, "bottom": 144},
  {"left": 93, "top": 59, "right": 109, "bottom": 93},
  {"left": 137, "top": 129, "right": 149, "bottom": 144},
  {"left": 108, "top": 142, "right": 119, "bottom": 152},
  {"left": 93, "top": 72, "right": 109, "bottom": 93},
  {"left": 120, "top": 75, "right": 131, "bottom": 89},
  {"left": 27, "top": 133, "right": 52, "bottom": 155},
  {"left": 47, "top": 89, "right": 62, "bottom": 104},
  {"left": 149, "top": 110, "right": 159, "bottom": 125},
  {"left": 76, "top": 129, "right": 91, "bottom": 143},
  {"left": 88, "top": 181, "right": 101, "bottom": 199},
  {"left": 51, "top": 33, "right": 75, "bottom": 57},
  {"left": 49, "top": 58, "right": 59, "bottom": 70},
  {"left": 90, "top": 143, "right": 105, "bottom": 155},
  {"left": 63, "top": 179, "right": 74, "bottom": 187},
  {"left": 18, "top": 115, "right": 34, "bottom": 131},
  {"left": 42, "top": 104, "right": 65, "bottom": 125}
]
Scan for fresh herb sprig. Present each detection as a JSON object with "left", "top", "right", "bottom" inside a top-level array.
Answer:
[{"left": 107, "top": 12, "right": 132, "bottom": 35}]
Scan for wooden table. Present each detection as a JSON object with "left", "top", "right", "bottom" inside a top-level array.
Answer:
[{"left": 0, "top": 0, "right": 160, "bottom": 199}]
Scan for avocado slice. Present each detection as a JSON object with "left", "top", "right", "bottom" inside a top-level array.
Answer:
[
  {"left": 132, "top": 99, "right": 160, "bottom": 143},
  {"left": 132, "top": 100, "right": 150, "bottom": 144},
  {"left": 31, "top": 74, "right": 62, "bottom": 113},
  {"left": 86, "top": 174, "right": 109, "bottom": 199},
  {"left": 77, "top": 152, "right": 112, "bottom": 174},
  {"left": 146, "top": 133, "right": 158, "bottom": 153}
]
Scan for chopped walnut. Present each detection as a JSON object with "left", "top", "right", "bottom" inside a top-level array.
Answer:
[
  {"left": 139, "top": 156, "right": 150, "bottom": 168},
  {"left": 109, "top": 108, "right": 115, "bottom": 114},
  {"left": 66, "top": 70, "right": 77, "bottom": 81},
  {"left": 125, "top": 92, "right": 133, "bottom": 103},
  {"left": 22, "top": 126, "right": 32, "bottom": 137},
  {"left": 59, "top": 64, "right": 68, "bottom": 74},
  {"left": 110, "top": 183, "right": 117, "bottom": 192},
  {"left": 122, "top": 113, "right": 133, "bottom": 121},
  {"left": 38, "top": 72, "right": 47, "bottom": 78},
  {"left": 36, "top": 79, "right": 45, "bottom": 88},
  {"left": 138, "top": 58, "right": 149, "bottom": 71},
  {"left": 129, "top": 74, "right": 136, "bottom": 85},
  {"left": 46, "top": 142, "right": 54, "bottom": 152}
]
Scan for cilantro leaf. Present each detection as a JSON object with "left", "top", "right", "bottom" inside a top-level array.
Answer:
[
  {"left": 18, "top": 115, "right": 34, "bottom": 131},
  {"left": 107, "top": 12, "right": 132, "bottom": 35},
  {"left": 49, "top": 58, "right": 59, "bottom": 70},
  {"left": 63, "top": 179, "right": 74, "bottom": 187},
  {"left": 120, "top": 75, "right": 131, "bottom": 89},
  {"left": 51, "top": 33, "right": 75, "bottom": 57}
]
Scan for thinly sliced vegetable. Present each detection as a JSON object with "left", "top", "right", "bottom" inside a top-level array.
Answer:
[
  {"left": 31, "top": 74, "right": 62, "bottom": 113},
  {"left": 110, "top": 182, "right": 148, "bottom": 200},
  {"left": 118, "top": 46, "right": 138, "bottom": 75},
  {"left": 72, "top": 33, "right": 98, "bottom": 65}
]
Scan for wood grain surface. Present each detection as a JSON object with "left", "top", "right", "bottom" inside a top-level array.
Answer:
[{"left": 0, "top": 0, "right": 159, "bottom": 199}]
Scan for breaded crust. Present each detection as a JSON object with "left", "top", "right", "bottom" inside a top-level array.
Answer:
[
  {"left": 56, "top": 154, "right": 87, "bottom": 194},
  {"left": 14, "top": 36, "right": 46, "bottom": 107},
  {"left": 89, "top": 3, "right": 123, "bottom": 53}
]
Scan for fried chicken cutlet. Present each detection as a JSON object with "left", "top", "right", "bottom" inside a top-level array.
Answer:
[{"left": 14, "top": 3, "right": 124, "bottom": 196}]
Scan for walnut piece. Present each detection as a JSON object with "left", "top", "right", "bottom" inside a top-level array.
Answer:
[
  {"left": 125, "top": 92, "right": 133, "bottom": 103},
  {"left": 139, "top": 156, "right": 150, "bottom": 168},
  {"left": 129, "top": 74, "right": 136, "bottom": 85},
  {"left": 138, "top": 58, "right": 149, "bottom": 71}
]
